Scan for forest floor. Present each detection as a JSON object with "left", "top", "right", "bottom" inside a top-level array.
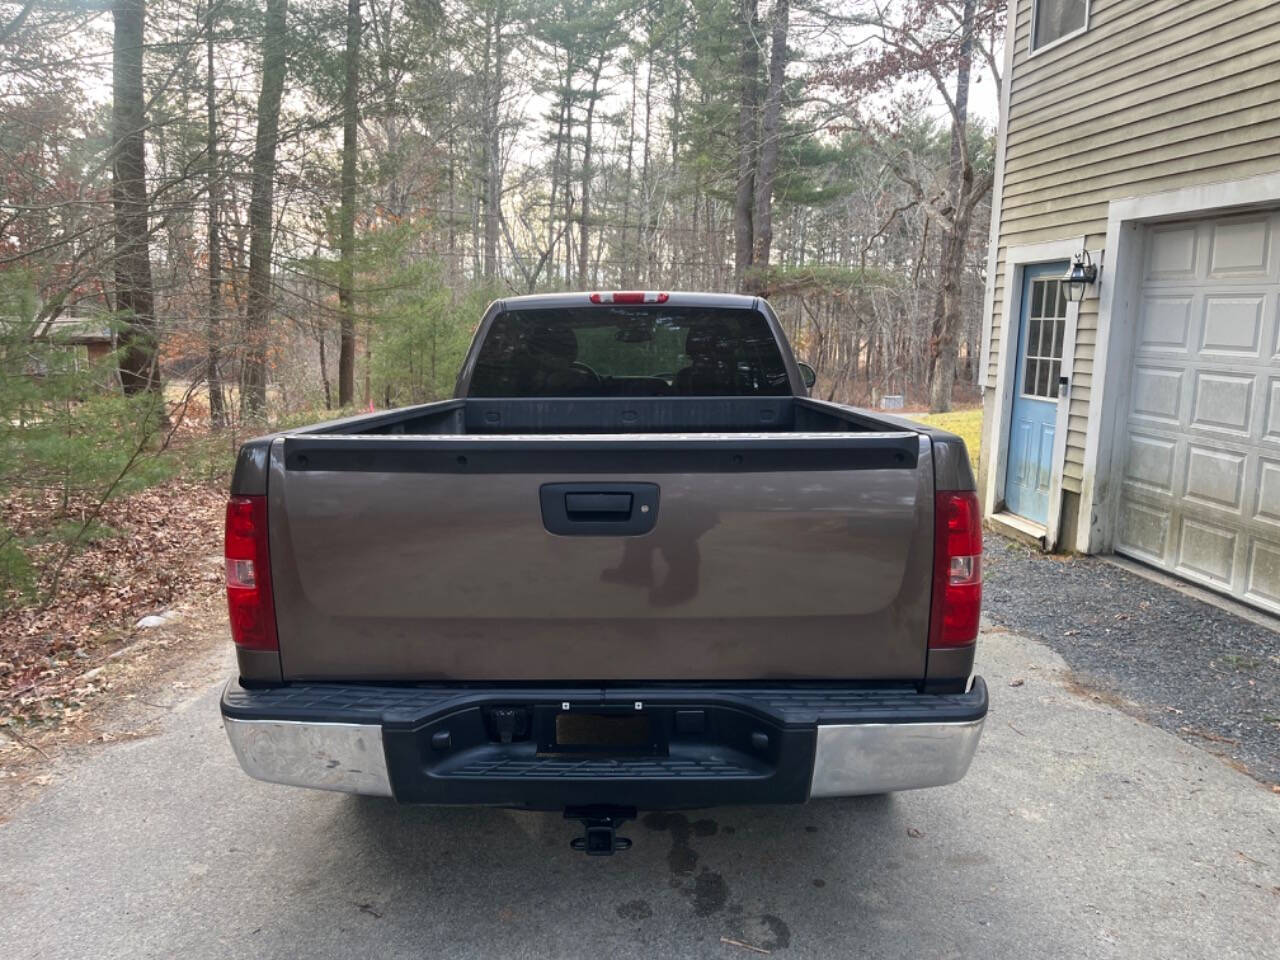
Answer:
[
  {"left": 0, "top": 473, "right": 228, "bottom": 766},
  {"left": 0, "top": 392, "right": 329, "bottom": 764}
]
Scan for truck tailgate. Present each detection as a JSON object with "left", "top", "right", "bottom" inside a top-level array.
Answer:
[{"left": 266, "top": 433, "right": 934, "bottom": 682}]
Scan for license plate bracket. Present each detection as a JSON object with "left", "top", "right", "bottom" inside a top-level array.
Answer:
[{"left": 536, "top": 706, "right": 665, "bottom": 755}]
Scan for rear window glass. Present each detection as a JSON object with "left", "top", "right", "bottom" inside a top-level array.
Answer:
[{"left": 467, "top": 306, "right": 791, "bottom": 398}]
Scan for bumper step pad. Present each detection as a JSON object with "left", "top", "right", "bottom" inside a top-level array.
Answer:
[{"left": 222, "top": 679, "right": 988, "bottom": 729}]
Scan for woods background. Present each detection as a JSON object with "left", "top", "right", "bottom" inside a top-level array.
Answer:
[{"left": 2, "top": 0, "right": 1001, "bottom": 615}]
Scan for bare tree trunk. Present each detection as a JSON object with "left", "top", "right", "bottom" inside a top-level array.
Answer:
[
  {"left": 733, "top": 0, "right": 759, "bottom": 292},
  {"left": 620, "top": 62, "right": 637, "bottom": 287},
  {"left": 337, "top": 0, "right": 360, "bottom": 407},
  {"left": 640, "top": 49, "right": 653, "bottom": 283},
  {"left": 577, "top": 54, "right": 604, "bottom": 290},
  {"left": 363, "top": 319, "right": 371, "bottom": 406},
  {"left": 242, "top": 0, "right": 287, "bottom": 418},
  {"left": 928, "top": 0, "right": 976, "bottom": 413},
  {"left": 482, "top": 1, "right": 506, "bottom": 281},
  {"left": 559, "top": 63, "right": 576, "bottom": 285},
  {"left": 111, "top": 0, "right": 161, "bottom": 397},
  {"left": 446, "top": 125, "right": 457, "bottom": 265},
  {"left": 929, "top": 222, "right": 969, "bottom": 411},
  {"left": 669, "top": 59, "right": 683, "bottom": 288},
  {"left": 749, "top": 0, "right": 788, "bottom": 290},
  {"left": 205, "top": 0, "right": 224, "bottom": 427},
  {"left": 316, "top": 309, "right": 331, "bottom": 410},
  {"left": 547, "top": 81, "right": 566, "bottom": 275}
]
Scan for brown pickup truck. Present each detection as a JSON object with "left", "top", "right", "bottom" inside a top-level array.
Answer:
[{"left": 219, "top": 292, "right": 986, "bottom": 854}]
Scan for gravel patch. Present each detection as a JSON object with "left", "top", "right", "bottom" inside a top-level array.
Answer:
[{"left": 983, "top": 533, "right": 1280, "bottom": 785}]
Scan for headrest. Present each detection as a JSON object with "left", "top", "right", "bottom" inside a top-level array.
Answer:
[
  {"left": 528, "top": 325, "right": 577, "bottom": 363},
  {"left": 685, "top": 323, "right": 733, "bottom": 358}
]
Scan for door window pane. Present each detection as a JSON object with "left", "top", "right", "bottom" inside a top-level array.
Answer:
[
  {"left": 1024, "top": 358, "right": 1039, "bottom": 396},
  {"left": 1022, "top": 276, "right": 1069, "bottom": 398}
]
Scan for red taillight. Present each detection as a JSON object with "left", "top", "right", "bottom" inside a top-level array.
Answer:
[
  {"left": 588, "top": 291, "right": 669, "bottom": 304},
  {"left": 928, "top": 490, "right": 982, "bottom": 649},
  {"left": 224, "top": 495, "right": 278, "bottom": 651}
]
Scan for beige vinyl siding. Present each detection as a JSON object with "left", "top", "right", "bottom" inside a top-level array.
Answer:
[
  {"left": 985, "top": 0, "right": 1280, "bottom": 494},
  {"left": 1010, "top": 1, "right": 1280, "bottom": 117},
  {"left": 985, "top": 252, "right": 1006, "bottom": 384},
  {"left": 1062, "top": 295, "right": 1098, "bottom": 492}
]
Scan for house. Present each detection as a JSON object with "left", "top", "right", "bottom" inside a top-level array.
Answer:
[
  {"left": 1, "top": 309, "right": 117, "bottom": 380},
  {"left": 35, "top": 313, "right": 116, "bottom": 367},
  {"left": 977, "top": 0, "right": 1280, "bottom": 615}
]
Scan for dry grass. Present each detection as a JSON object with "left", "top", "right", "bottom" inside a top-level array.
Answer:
[{"left": 905, "top": 407, "right": 983, "bottom": 473}]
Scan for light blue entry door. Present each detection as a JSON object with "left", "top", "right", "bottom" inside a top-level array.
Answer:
[{"left": 1004, "top": 262, "right": 1069, "bottom": 525}]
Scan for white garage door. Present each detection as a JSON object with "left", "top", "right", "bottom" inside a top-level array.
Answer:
[{"left": 1117, "top": 210, "right": 1280, "bottom": 614}]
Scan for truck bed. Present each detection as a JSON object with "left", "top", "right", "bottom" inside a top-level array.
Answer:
[{"left": 289, "top": 395, "right": 907, "bottom": 436}]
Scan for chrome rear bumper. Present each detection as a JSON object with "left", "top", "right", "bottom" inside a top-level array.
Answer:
[
  {"left": 222, "top": 717, "right": 984, "bottom": 800},
  {"left": 808, "top": 718, "right": 984, "bottom": 797},
  {"left": 221, "top": 677, "right": 986, "bottom": 802},
  {"left": 223, "top": 717, "right": 393, "bottom": 797}
]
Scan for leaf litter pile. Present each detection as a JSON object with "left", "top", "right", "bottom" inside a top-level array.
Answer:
[{"left": 1, "top": 480, "right": 226, "bottom": 733}]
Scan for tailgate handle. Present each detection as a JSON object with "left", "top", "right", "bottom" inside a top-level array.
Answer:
[
  {"left": 565, "top": 493, "right": 633, "bottom": 519},
  {"left": 540, "top": 483, "right": 660, "bottom": 536}
]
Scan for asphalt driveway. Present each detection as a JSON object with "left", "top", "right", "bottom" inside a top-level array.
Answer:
[
  {"left": 984, "top": 534, "right": 1280, "bottom": 783},
  {"left": 2, "top": 627, "right": 1276, "bottom": 959}
]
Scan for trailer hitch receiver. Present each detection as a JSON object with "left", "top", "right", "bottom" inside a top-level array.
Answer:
[{"left": 565, "top": 806, "right": 636, "bottom": 856}]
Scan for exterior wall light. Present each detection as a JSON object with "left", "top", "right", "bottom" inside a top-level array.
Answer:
[{"left": 1062, "top": 250, "right": 1098, "bottom": 302}]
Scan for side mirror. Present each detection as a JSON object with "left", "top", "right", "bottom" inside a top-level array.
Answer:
[{"left": 797, "top": 361, "right": 817, "bottom": 391}]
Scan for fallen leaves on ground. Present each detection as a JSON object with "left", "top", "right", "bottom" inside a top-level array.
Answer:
[
  {"left": 1178, "top": 726, "right": 1242, "bottom": 747},
  {"left": 1, "top": 479, "right": 225, "bottom": 731}
]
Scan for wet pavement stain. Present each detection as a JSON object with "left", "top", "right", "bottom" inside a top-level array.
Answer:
[
  {"left": 615, "top": 899, "right": 653, "bottom": 921},
  {"left": 758, "top": 914, "right": 792, "bottom": 950},
  {"left": 692, "top": 868, "right": 728, "bottom": 917},
  {"left": 757, "top": 911, "right": 788, "bottom": 952},
  {"left": 727, "top": 909, "right": 793, "bottom": 951},
  {"left": 643, "top": 812, "right": 706, "bottom": 876},
  {"left": 641, "top": 812, "right": 785, "bottom": 945},
  {"left": 643, "top": 813, "right": 731, "bottom": 919}
]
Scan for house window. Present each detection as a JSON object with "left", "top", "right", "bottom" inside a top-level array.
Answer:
[
  {"left": 1031, "top": 0, "right": 1089, "bottom": 53},
  {"left": 1022, "top": 278, "right": 1067, "bottom": 399}
]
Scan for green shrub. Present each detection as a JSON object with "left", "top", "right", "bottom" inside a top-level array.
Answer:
[{"left": 0, "top": 275, "right": 175, "bottom": 605}]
